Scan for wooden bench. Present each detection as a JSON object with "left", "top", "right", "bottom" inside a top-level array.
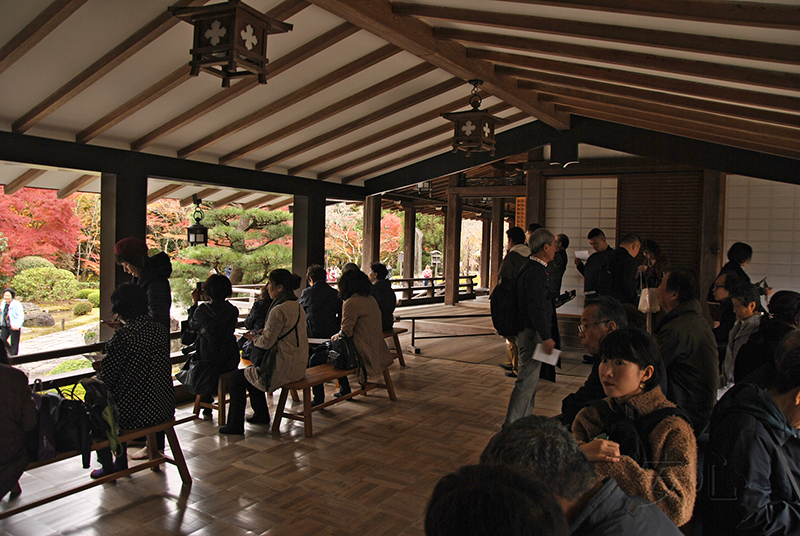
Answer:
[
  {"left": 0, "top": 419, "right": 191, "bottom": 519},
  {"left": 384, "top": 327, "right": 407, "bottom": 367},
  {"left": 272, "top": 364, "right": 397, "bottom": 438}
]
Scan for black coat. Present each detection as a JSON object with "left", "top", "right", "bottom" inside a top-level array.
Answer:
[
  {"left": 299, "top": 281, "right": 342, "bottom": 339},
  {"left": 516, "top": 259, "right": 553, "bottom": 342},
  {"left": 609, "top": 247, "right": 640, "bottom": 306},
  {"left": 135, "top": 252, "right": 172, "bottom": 329},
  {"left": 372, "top": 279, "right": 396, "bottom": 332},
  {"left": 577, "top": 247, "right": 615, "bottom": 295}
]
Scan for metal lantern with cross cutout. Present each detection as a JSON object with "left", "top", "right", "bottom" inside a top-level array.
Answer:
[
  {"left": 170, "top": 0, "right": 292, "bottom": 88},
  {"left": 442, "top": 80, "right": 508, "bottom": 157},
  {"left": 187, "top": 195, "right": 209, "bottom": 247}
]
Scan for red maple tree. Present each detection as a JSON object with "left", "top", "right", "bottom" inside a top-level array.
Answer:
[{"left": 0, "top": 187, "right": 81, "bottom": 276}]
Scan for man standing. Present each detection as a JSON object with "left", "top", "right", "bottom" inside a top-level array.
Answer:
[
  {"left": 574, "top": 228, "right": 615, "bottom": 298},
  {"left": 504, "top": 228, "right": 556, "bottom": 426},
  {"left": 609, "top": 233, "right": 641, "bottom": 306},
  {"left": 656, "top": 268, "right": 718, "bottom": 435},
  {"left": 547, "top": 234, "right": 569, "bottom": 297},
  {"left": 496, "top": 227, "right": 531, "bottom": 376}
]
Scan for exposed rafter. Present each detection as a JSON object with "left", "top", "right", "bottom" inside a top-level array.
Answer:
[
  {"left": 180, "top": 188, "right": 221, "bottom": 206},
  {"left": 57, "top": 174, "right": 98, "bottom": 199},
  {"left": 213, "top": 192, "right": 252, "bottom": 207},
  {"left": 4, "top": 169, "right": 46, "bottom": 195},
  {"left": 147, "top": 184, "right": 185, "bottom": 204}
]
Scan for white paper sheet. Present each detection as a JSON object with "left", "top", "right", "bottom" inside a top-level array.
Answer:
[
  {"left": 575, "top": 250, "right": 590, "bottom": 261},
  {"left": 533, "top": 344, "right": 561, "bottom": 366}
]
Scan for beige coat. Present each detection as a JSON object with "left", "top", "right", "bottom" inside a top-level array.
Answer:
[
  {"left": 340, "top": 294, "right": 393, "bottom": 378},
  {"left": 253, "top": 300, "right": 308, "bottom": 393}
]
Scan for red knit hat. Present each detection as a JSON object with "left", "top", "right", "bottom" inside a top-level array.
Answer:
[{"left": 114, "top": 237, "right": 148, "bottom": 257}]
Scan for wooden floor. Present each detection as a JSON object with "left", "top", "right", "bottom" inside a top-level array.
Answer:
[{"left": 1, "top": 303, "right": 592, "bottom": 536}]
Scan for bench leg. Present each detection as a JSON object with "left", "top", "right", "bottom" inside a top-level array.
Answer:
[
  {"left": 164, "top": 426, "right": 192, "bottom": 486},
  {"left": 302, "top": 387, "right": 313, "bottom": 438},
  {"left": 192, "top": 395, "right": 202, "bottom": 418},
  {"left": 392, "top": 333, "right": 406, "bottom": 366},
  {"left": 217, "top": 375, "right": 228, "bottom": 426},
  {"left": 383, "top": 369, "right": 397, "bottom": 401},
  {"left": 272, "top": 389, "right": 289, "bottom": 433},
  {"left": 146, "top": 432, "right": 160, "bottom": 472},
  {"left": 290, "top": 389, "right": 299, "bottom": 402}
]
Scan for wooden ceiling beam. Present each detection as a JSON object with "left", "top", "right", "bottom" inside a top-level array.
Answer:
[
  {"left": 57, "top": 174, "right": 98, "bottom": 199},
  {"left": 254, "top": 77, "right": 462, "bottom": 170},
  {"left": 213, "top": 192, "right": 252, "bottom": 207},
  {"left": 502, "top": 0, "right": 800, "bottom": 31},
  {"left": 319, "top": 103, "right": 513, "bottom": 181},
  {"left": 439, "top": 28, "right": 800, "bottom": 92},
  {"left": 4, "top": 169, "right": 47, "bottom": 195},
  {"left": 308, "top": 0, "right": 569, "bottom": 129},
  {"left": 225, "top": 61, "right": 436, "bottom": 165},
  {"left": 341, "top": 111, "right": 528, "bottom": 184},
  {"left": 393, "top": 3, "right": 798, "bottom": 65},
  {"left": 518, "top": 73, "right": 800, "bottom": 130},
  {"left": 147, "top": 184, "right": 185, "bottom": 204},
  {"left": 289, "top": 92, "right": 489, "bottom": 175},
  {"left": 267, "top": 197, "right": 294, "bottom": 210},
  {"left": 177, "top": 43, "right": 400, "bottom": 159},
  {"left": 483, "top": 51, "right": 800, "bottom": 113},
  {"left": 12, "top": 0, "right": 208, "bottom": 134},
  {"left": 243, "top": 195, "right": 281, "bottom": 210},
  {"left": 179, "top": 188, "right": 222, "bottom": 207},
  {"left": 0, "top": 0, "right": 89, "bottom": 76},
  {"left": 450, "top": 185, "right": 526, "bottom": 196},
  {"left": 268, "top": 0, "right": 310, "bottom": 20}
]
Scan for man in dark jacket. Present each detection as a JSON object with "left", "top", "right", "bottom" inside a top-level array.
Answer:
[
  {"left": 482, "top": 415, "right": 683, "bottom": 536},
  {"left": 497, "top": 227, "right": 531, "bottom": 376},
  {"left": 299, "top": 264, "right": 342, "bottom": 339},
  {"left": 547, "top": 233, "right": 569, "bottom": 297},
  {"left": 368, "top": 262, "right": 396, "bottom": 332},
  {"left": 608, "top": 233, "right": 641, "bottom": 306},
  {"left": 656, "top": 268, "right": 719, "bottom": 436},
  {"left": 704, "top": 330, "right": 800, "bottom": 535},
  {"left": 503, "top": 228, "right": 556, "bottom": 426},
  {"left": 114, "top": 237, "right": 172, "bottom": 330},
  {"left": 574, "top": 228, "right": 615, "bottom": 298}
]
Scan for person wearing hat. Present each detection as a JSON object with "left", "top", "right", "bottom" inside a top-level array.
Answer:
[{"left": 114, "top": 237, "right": 172, "bottom": 330}]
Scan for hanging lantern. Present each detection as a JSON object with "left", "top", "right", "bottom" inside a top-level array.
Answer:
[
  {"left": 187, "top": 195, "right": 209, "bottom": 246},
  {"left": 170, "top": 0, "right": 292, "bottom": 88},
  {"left": 442, "top": 80, "right": 508, "bottom": 157}
]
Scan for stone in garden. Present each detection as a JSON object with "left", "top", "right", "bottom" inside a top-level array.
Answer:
[{"left": 24, "top": 311, "right": 55, "bottom": 327}]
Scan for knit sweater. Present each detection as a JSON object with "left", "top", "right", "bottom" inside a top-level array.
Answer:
[{"left": 572, "top": 387, "right": 698, "bottom": 526}]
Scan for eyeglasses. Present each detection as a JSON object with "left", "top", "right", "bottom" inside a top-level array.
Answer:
[{"left": 578, "top": 321, "right": 608, "bottom": 333}]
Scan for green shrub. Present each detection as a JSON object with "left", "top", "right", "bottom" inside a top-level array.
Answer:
[
  {"left": 75, "top": 288, "right": 95, "bottom": 299},
  {"left": 87, "top": 290, "right": 100, "bottom": 307},
  {"left": 46, "top": 359, "right": 93, "bottom": 399},
  {"left": 10, "top": 267, "right": 79, "bottom": 302},
  {"left": 83, "top": 327, "right": 99, "bottom": 345},
  {"left": 15, "top": 256, "right": 55, "bottom": 272},
  {"left": 73, "top": 302, "right": 92, "bottom": 316}
]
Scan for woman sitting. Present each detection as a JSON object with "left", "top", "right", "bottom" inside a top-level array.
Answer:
[
  {"left": 572, "top": 328, "right": 697, "bottom": 526},
  {"left": 92, "top": 283, "right": 174, "bottom": 478},
  {"left": 313, "top": 269, "right": 393, "bottom": 405},
  {"left": 222, "top": 269, "right": 307, "bottom": 435},
  {"left": 179, "top": 274, "right": 240, "bottom": 406},
  {"left": 0, "top": 344, "right": 37, "bottom": 498}
]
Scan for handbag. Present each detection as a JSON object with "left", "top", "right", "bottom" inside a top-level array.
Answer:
[
  {"left": 638, "top": 273, "right": 660, "bottom": 314},
  {"left": 180, "top": 319, "right": 197, "bottom": 346},
  {"left": 30, "top": 379, "right": 56, "bottom": 462},
  {"left": 244, "top": 304, "right": 301, "bottom": 392},
  {"left": 328, "top": 333, "right": 368, "bottom": 388},
  {"left": 176, "top": 355, "right": 219, "bottom": 397}
]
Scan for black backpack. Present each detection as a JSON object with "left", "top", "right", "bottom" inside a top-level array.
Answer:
[
  {"left": 490, "top": 261, "right": 533, "bottom": 338},
  {"left": 588, "top": 400, "right": 691, "bottom": 467}
]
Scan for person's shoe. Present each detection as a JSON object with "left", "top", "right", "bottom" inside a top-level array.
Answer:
[
  {"left": 333, "top": 388, "right": 351, "bottom": 399},
  {"left": 9, "top": 482, "right": 21, "bottom": 498},
  {"left": 505, "top": 371, "right": 517, "bottom": 378},
  {"left": 219, "top": 426, "right": 244, "bottom": 435},
  {"left": 246, "top": 414, "right": 270, "bottom": 425},
  {"left": 130, "top": 446, "right": 149, "bottom": 460},
  {"left": 202, "top": 408, "right": 213, "bottom": 419},
  {"left": 500, "top": 363, "right": 514, "bottom": 371},
  {"left": 310, "top": 399, "right": 324, "bottom": 408},
  {"left": 90, "top": 466, "right": 115, "bottom": 479}
]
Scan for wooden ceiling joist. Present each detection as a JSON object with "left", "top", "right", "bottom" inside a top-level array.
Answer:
[
  {"left": 213, "top": 192, "right": 252, "bottom": 207},
  {"left": 147, "top": 184, "right": 185, "bottom": 204},
  {"left": 440, "top": 28, "right": 800, "bottom": 92},
  {"left": 254, "top": 77, "right": 463, "bottom": 170},
  {"left": 177, "top": 43, "right": 400, "bottom": 159},
  {"left": 392, "top": 3, "right": 798, "bottom": 64},
  {"left": 131, "top": 20, "right": 358, "bottom": 152},
  {"left": 243, "top": 195, "right": 280, "bottom": 210},
  {"left": 225, "top": 61, "right": 437, "bottom": 165},
  {"left": 12, "top": 0, "right": 209, "bottom": 134},
  {"left": 502, "top": 0, "right": 800, "bottom": 31},
  {"left": 267, "top": 197, "right": 294, "bottom": 210},
  {"left": 308, "top": 0, "right": 569, "bottom": 129},
  {"left": 0, "top": 0, "right": 89, "bottom": 76},
  {"left": 180, "top": 188, "right": 222, "bottom": 207},
  {"left": 4, "top": 169, "right": 47, "bottom": 195},
  {"left": 484, "top": 51, "right": 800, "bottom": 113},
  {"left": 57, "top": 174, "right": 97, "bottom": 199}
]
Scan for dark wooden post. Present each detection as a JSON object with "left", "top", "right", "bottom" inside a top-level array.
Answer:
[
  {"left": 490, "top": 197, "right": 505, "bottom": 290},
  {"left": 292, "top": 194, "right": 326, "bottom": 289},
  {"left": 402, "top": 201, "right": 416, "bottom": 279},
  {"left": 525, "top": 166, "right": 546, "bottom": 228},
  {"left": 100, "top": 170, "right": 147, "bottom": 340},
  {"left": 480, "top": 216, "right": 491, "bottom": 289},
  {"left": 362, "top": 194, "right": 381, "bottom": 272},
  {"left": 444, "top": 176, "right": 462, "bottom": 305},
  {"left": 699, "top": 170, "right": 725, "bottom": 322}
]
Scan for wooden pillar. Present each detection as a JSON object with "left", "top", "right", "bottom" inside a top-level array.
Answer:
[
  {"left": 525, "top": 167, "right": 546, "bottom": 228},
  {"left": 444, "top": 177, "right": 462, "bottom": 305},
  {"left": 100, "top": 170, "right": 147, "bottom": 340},
  {"left": 699, "top": 170, "right": 725, "bottom": 322},
  {"left": 292, "top": 194, "right": 326, "bottom": 290},
  {"left": 480, "top": 216, "right": 491, "bottom": 289},
  {"left": 362, "top": 194, "right": 381, "bottom": 272},
  {"left": 402, "top": 201, "right": 416, "bottom": 279},
  {"left": 490, "top": 197, "right": 505, "bottom": 290}
]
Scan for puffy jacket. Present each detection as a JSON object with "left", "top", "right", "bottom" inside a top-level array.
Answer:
[{"left": 135, "top": 252, "right": 172, "bottom": 329}]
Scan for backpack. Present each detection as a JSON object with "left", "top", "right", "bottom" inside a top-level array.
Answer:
[
  {"left": 491, "top": 261, "right": 533, "bottom": 338},
  {"left": 81, "top": 378, "right": 122, "bottom": 457},
  {"left": 588, "top": 399, "right": 691, "bottom": 467}
]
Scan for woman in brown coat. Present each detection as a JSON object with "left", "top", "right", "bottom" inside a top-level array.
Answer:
[
  {"left": 320, "top": 268, "right": 393, "bottom": 403},
  {"left": 572, "top": 328, "right": 697, "bottom": 527}
]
